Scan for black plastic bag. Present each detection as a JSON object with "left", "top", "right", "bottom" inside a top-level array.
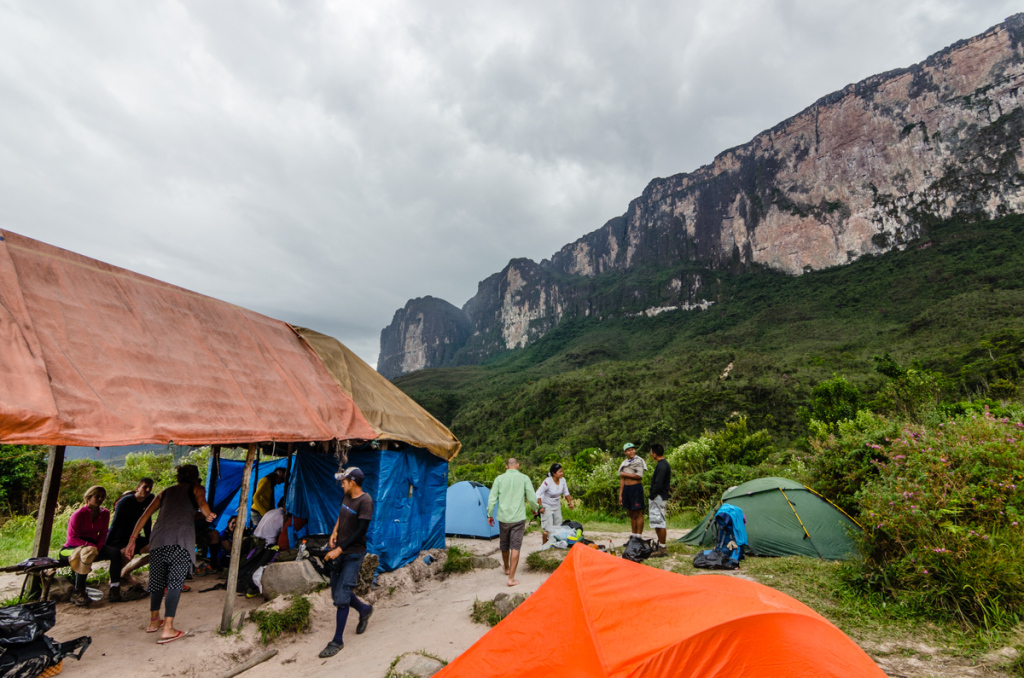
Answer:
[
  {"left": 0, "top": 602, "right": 56, "bottom": 647},
  {"left": 622, "top": 536, "right": 657, "bottom": 563},
  {"left": 693, "top": 549, "right": 739, "bottom": 570},
  {"left": 561, "top": 520, "right": 584, "bottom": 532},
  {"left": 0, "top": 634, "right": 90, "bottom": 678}
]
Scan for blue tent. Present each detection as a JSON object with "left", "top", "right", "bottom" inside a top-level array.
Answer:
[
  {"left": 446, "top": 481, "right": 499, "bottom": 539},
  {"left": 206, "top": 456, "right": 289, "bottom": 532}
]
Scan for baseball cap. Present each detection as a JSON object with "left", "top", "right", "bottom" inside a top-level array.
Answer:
[
  {"left": 622, "top": 442, "right": 636, "bottom": 452},
  {"left": 335, "top": 467, "right": 364, "bottom": 483}
]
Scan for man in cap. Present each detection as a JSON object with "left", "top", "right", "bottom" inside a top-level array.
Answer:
[
  {"left": 487, "top": 458, "right": 535, "bottom": 587},
  {"left": 319, "top": 467, "right": 375, "bottom": 659},
  {"left": 618, "top": 443, "right": 648, "bottom": 540}
]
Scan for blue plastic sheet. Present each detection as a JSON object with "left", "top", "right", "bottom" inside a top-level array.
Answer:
[
  {"left": 205, "top": 456, "right": 289, "bottom": 532},
  {"left": 285, "top": 448, "right": 448, "bottom": 572}
]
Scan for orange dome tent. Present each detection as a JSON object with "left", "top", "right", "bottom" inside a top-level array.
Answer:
[{"left": 436, "top": 545, "right": 884, "bottom": 678}]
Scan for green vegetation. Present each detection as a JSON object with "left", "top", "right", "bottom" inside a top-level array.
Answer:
[
  {"left": 399, "top": 215, "right": 1024, "bottom": 462},
  {"left": 470, "top": 599, "right": 502, "bottom": 627},
  {"left": 395, "top": 215, "right": 1024, "bottom": 644},
  {"left": 248, "top": 595, "right": 312, "bottom": 645},
  {"left": 442, "top": 545, "right": 475, "bottom": 574},
  {"left": 525, "top": 549, "right": 566, "bottom": 572}
]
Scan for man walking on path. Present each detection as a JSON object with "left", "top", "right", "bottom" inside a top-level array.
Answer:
[
  {"left": 487, "top": 458, "right": 535, "bottom": 587},
  {"left": 319, "top": 467, "right": 375, "bottom": 659},
  {"left": 618, "top": 443, "right": 647, "bottom": 540},
  {"left": 648, "top": 444, "right": 671, "bottom": 556}
]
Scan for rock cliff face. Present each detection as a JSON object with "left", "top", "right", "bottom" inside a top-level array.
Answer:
[
  {"left": 379, "top": 15, "right": 1024, "bottom": 378},
  {"left": 377, "top": 297, "right": 472, "bottom": 379}
]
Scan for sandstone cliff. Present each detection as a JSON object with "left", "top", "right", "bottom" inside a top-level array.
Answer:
[{"left": 378, "top": 15, "right": 1024, "bottom": 379}]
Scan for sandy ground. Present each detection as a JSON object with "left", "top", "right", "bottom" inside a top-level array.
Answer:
[
  {"left": 6, "top": 528, "right": 1015, "bottom": 678},
  {"left": 15, "top": 529, "right": 655, "bottom": 678}
]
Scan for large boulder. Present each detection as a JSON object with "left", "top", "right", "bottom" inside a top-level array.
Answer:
[
  {"left": 492, "top": 592, "right": 529, "bottom": 620},
  {"left": 260, "top": 560, "right": 325, "bottom": 600}
]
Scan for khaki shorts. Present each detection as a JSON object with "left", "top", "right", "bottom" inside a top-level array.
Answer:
[
  {"left": 540, "top": 505, "right": 563, "bottom": 533},
  {"left": 649, "top": 496, "right": 668, "bottom": 529},
  {"left": 499, "top": 520, "right": 526, "bottom": 552}
]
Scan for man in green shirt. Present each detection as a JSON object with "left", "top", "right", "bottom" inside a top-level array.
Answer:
[{"left": 487, "top": 458, "right": 535, "bottom": 587}]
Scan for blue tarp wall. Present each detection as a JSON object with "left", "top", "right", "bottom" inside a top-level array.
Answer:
[
  {"left": 206, "top": 456, "right": 289, "bottom": 532},
  {"left": 208, "top": 448, "right": 448, "bottom": 572}
]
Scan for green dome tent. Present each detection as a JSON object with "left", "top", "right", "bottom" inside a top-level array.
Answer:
[{"left": 679, "top": 478, "right": 863, "bottom": 560}]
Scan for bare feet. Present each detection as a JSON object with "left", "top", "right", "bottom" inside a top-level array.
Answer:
[
  {"left": 503, "top": 568, "right": 509, "bottom": 576},
  {"left": 507, "top": 579, "right": 520, "bottom": 587}
]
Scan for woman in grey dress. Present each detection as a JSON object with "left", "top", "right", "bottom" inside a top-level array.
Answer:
[{"left": 126, "top": 464, "right": 216, "bottom": 644}]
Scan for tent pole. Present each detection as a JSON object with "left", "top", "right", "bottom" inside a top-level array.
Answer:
[
  {"left": 779, "top": 488, "right": 825, "bottom": 560},
  {"left": 284, "top": 443, "right": 294, "bottom": 496},
  {"left": 30, "top": 445, "right": 65, "bottom": 597},
  {"left": 221, "top": 443, "right": 256, "bottom": 634},
  {"left": 208, "top": 445, "right": 221, "bottom": 510}
]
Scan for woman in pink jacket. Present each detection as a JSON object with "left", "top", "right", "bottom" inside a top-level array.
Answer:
[{"left": 60, "top": 485, "right": 125, "bottom": 606}]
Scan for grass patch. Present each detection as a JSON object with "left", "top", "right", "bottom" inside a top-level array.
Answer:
[
  {"left": 526, "top": 549, "right": 567, "bottom": 572},
  {"left": 248, "top": 595, "right": 312, "bottom": 645},
  {"left": 470, "top": 599, "right": 501, "bottom": 627},
  {"left": 442, "top": 545, "right": 475, "bottom": 574},
  {"left": 563, "top": 506, "right": 696, "bottom": 533}
]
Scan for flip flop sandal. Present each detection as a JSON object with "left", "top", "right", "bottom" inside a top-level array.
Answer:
[
  {"left": 146, "top": 620, "right": 164, "bottom": 633},
  {"left": 157, "top": 630, "right": 187, "bottom": 644}
]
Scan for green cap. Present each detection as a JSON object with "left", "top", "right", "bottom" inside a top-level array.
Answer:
[{"left": 622, "top": 442, "right": 636, "bottom": 451}]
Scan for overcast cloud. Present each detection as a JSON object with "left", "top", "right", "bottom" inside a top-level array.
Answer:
[{"left": 0, "top": 1, "right": 1017, "bottom": 366}]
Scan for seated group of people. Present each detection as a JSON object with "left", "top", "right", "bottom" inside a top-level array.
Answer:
[{"left": 61, "top": 466, "right": 305, "bottom": 608}]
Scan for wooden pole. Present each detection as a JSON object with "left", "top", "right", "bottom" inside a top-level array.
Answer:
[
  {"left": 30, "top": 445, "right": 65, "bottom": 597},
  {"left": 214, "top": 649, "right": 277, "bottom": 678},
  {"left": 220, "top": 443, "right": 256, "bottom": 634},
  {"left": 284, "top": 443, "right": 294, "bottom": 497}
]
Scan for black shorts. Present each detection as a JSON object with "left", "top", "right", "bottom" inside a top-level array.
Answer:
[{"left": 622, "top": 484, "right": 645, "bottom": 513}]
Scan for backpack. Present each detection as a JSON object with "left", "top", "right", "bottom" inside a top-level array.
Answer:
[
  {"left": 693, "top": 549, "right": 739, "bottom": 570},
  {"left": 621, "top": 536, "right": 657, "bottom": 563}
]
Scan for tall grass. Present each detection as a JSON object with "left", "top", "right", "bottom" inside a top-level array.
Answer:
[{"left": 0, "top": 507, "right": 73, "bottom": 567}]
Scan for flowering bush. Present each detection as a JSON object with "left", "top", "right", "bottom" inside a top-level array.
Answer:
[{"left": 842, "top": 407, "right": 1024, "bottom": 626}]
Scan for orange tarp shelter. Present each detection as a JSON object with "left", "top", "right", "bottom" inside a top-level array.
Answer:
[
  {"left": 0, "top": 230, "right": 376, "bottom": 446},
  {"left": 294, "top": 327, "right": 461, "bottom": 460},
  {"left": 436, "top": 546, "right": 885, "bottom": 678}
]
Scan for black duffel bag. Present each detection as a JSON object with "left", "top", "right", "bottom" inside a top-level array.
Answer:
[
  {"left": 0, "top": 602, "right": 55, "bottom": 647},
  {"left": 692, "top": 549, "right": 739, "bottom": 570}
]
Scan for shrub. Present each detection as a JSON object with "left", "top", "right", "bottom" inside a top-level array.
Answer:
[
  {"left": 842, "top": 409, "right": 1024, "bottom": 627},
  {"left": 801, "top": 375, "right": 860, "bottom": 429},
  {"left": 442, "top": 545, "right": 475, "bottom": 574},
  {"left": 0, "top": 446, "right": 48, "bottom": 516},
  {"left": 470, "top": 599, "right": 501, "bottom": 627},
  {"left": 249, "top": 595, "right": 312, "bottom": 644},
  {"left": 808, "top": 409, "right": 900, "bottom": 514}
]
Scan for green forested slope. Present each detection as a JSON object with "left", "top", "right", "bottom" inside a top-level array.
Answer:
[{"left": 396, "top": 216, "right": 1024, "bottom": 462}]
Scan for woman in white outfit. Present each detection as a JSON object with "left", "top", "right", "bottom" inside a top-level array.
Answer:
[{"left": 536, "top": 463, "right": 575, "bottom": 545}]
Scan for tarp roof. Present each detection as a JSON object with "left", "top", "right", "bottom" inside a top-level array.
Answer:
[
  {"left": 436, "top": 545, "right": 885, "bottom": 678},
  {"left": 294, "top": 327, "right": 461, "bottom": 460},
  {"left": 0, "top": 230, "right": 376, "bottom": 447}
]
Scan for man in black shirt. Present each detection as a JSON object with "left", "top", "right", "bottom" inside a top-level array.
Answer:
[
  {"left": 319, "top": 467, "right": 374, "bottom": 659},
  {"left": 648, "top": 445, "right": 671, "bottom": 555},
  {"left": 106, "top": 477, "right": 154, "bottom": 595}
]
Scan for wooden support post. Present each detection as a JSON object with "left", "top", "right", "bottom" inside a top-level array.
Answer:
[
  {"left": 251, "top": 446, "right": 261, "bottom": 527},
  {"left": 208, "top": 445, "right": 221, "bottom": 509},
  {"left": 30, "top": 445, "right": 65, "bottom": 597},
  {"left": 220, "top": 443, "right": 256, "bottom": 634}
]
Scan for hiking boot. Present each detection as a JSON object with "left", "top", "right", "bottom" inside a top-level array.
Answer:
[
  {"left": 318, "top": 641, "right": 343, "bottom": 658},
  {"left": 122, "top": 584, "right": 148, "bottom": 602},
  {"left": 70, "top": 590, "right": 90, "bottom": 608},
  {"left": 356, "top": 605, "right": 373, "bottom": 634},
  {"left": 108, "top": 587, "right": 122, "bottom": 603}
]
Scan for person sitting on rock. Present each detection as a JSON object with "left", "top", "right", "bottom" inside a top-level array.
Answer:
[
  {"left": 106, "top": 478, "right": 155, "bottom": 588},
  {"left": 253, "top": 497, "right": 288, "bottom": 548}
]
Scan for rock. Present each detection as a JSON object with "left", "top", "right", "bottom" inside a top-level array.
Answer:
[
  {"left": 492, "top": 592, "right": 529, "bottom": 620},
  {"left": 47, "top": 578, "right": 74, "bottom": 603},
  {"left": 355, "top": 553, "right": 379, "bottom": 596},
  {"left": 471, "top": 556, "right": 501, "bottom": 569},
  {"left": 259, "top": 560, "right": 325, "bottom": 600},
  {"left": 390, "top": 652, "right": 445, "bottom": 678},
  {"left": 379, "top": 15, "right": 1024, "bottom": 376}
]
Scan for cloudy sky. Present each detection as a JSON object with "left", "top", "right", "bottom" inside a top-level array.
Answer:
[{"left": 0, "top": 1, "right": 1017, "bottom": 366}]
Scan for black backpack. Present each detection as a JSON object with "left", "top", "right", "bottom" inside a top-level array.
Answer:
[
  {"left": 693, "top": 549, "right": 739, "bottom": 570},
  {"left": 621, "top": 536, "right": 657, "bottom": 563}
]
